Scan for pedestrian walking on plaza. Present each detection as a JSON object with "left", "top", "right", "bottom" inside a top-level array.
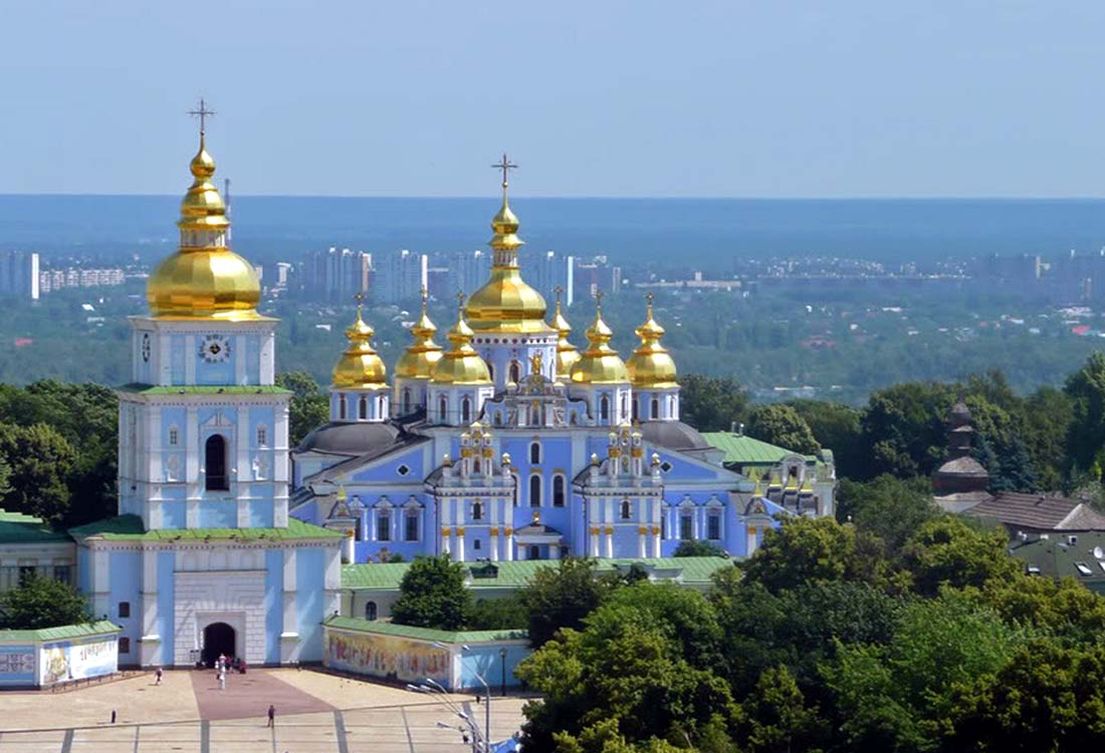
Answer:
[
  {"left": 267, "top": 704, "right": 275, "bottom": 728},
  {"left": 155, "top": 667, "right": 163, "bottom": 685},
  {"left": 110, "top": 709, "right": 116, "bottom": 724}
]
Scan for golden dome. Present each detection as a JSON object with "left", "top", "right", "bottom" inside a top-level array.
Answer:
[
  {"left": 332, "top": 303, "right": 388, "bottom": 390},
  {"left": 465, "top": 156, "right": 554, "bottom": 335},
  {"left": 549, "top": 289, "right": 580, "bottom": 378},
  {"left": 147, "top": 133, "right": 262, "bottom": 320},
  {"left": 395, "top": 290, "right": 444, "bottom": 379},
  {"left": 570, "top": 300, "right": 629, "bottom": 385},
  {"left": 627, "top": 294, "right": 678, "bottom": 388},
  {"left": 430, "top": 299, "right": 492, "bottom": 385}
]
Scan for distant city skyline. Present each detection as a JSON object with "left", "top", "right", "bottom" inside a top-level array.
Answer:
[{"left": 3, "top": 2, "right": 1105, "bottom": 198}]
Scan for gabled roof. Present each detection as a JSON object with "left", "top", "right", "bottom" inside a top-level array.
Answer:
[
  {"left": 69, "top": 515, "right": 342, "bottom": 542},
  {"left": 701, "top": 432, "right": 817, "bottom": 466},
  {"left": 341, "top": 556, "right": 735, "bottom": 591},
  {"left": 0, "top": 620, "right": 121, "bottom": 644},
  {"left": 1009, "top": 532, "right": 1105, "bottom": 593},
  {"left": 0, "top": 509, "right": 70, "bottom": 544},
  {"left": 966, "top": 492, "right": 1105, "bottom": 531}
]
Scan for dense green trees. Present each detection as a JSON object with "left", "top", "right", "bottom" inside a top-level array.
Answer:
[
  {"left": 745, "top": 404, "right": 820, "bottom": 455},
  {"left": 519, "top": 558, "right": 621, "bottom": 647},
  {"left": 390, "top": 555, "right": 473, "bottom": 631},
  {"left": 0, "top": 574, "right": 91, "bottom": 630},
  {"left": 276, "top": 371, "right": 330, "bottom": 447}
]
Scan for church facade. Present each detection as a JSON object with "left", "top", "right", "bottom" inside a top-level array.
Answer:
[
  {"left": 289, "top": 161, "right": 833, "bottom": 565},
  {"left": 72, "top": 126, "right": 342, "bottom": 669}
]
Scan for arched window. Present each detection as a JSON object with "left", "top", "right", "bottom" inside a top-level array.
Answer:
[
  {"left": 530, "top": 442, "right": 541, "bottom": 464},
  {"left": 472, "top": 501, "right": 483, "bottom": 520},
  {"left": 204, "top": 434, "right": 228, "bottom": 491},
  {"left": 600, "top": 396, "right": 610, "bottom": 422},
  {"left": 487, "top": 363, "right": 494, "bottom": 383},
  {"left": 364, "top": 601, "right": 378, "bottom": 621},
  {"left": 553, "top": 475, "right": 566, "bottom": 507},
  {"left": 509, "top": 361, "right": 521, "bottom": 383},
  {"left": 528, "top": 545, "right": 541, "bottom": 560},
  {"left": 462, "top": 397, "right": 471, "bottom": 423},
  {"left": 621, "top": 394, "right": 628, "bottom": 419},
  {"left": 529, "top": 475, "right": 541, "bottom": 507},
  {"left": 632, "top": 400, "right": 639, "bottom": 421},
  {"left": 359, "top": 396, "right": 368, "bottom": 420},
  {"left": 651, "top": 398, "right": 659, "bottom": 419},
  {"left": 339, "top": 394, "right": 347, "bottom": 420},
  {"left": 438, "top": 396, "right": 448, "bottom": 422},
  {"left": 402, "top": 388, "right": 412, "bottom": 415},
  {"left": 376, "top": 507, "right": 392, "bottom": 542},
  {"left": 256, "top": 425, "right": 268, "bottom": 446},
  {"left": 404, "top": 507, "right": 420, "bottom": 541},
  {"left": 620, "top": 499, "right": 632, "bottom": 519}
]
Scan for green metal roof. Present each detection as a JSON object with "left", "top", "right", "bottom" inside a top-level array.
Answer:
[
  {"left": 341, "top": 557, "right": 735, "bottom": 591},
  {"left": 0, "top": 620, "right": 121, "bottom": 644},
  {"left": 701, "top": 432, "right": 817, "bottom": 466},
  {"left": 0, "top": 509, "right": 70, "bottom": 544},
  {"left": 69, "top": 515, "right": 342, "bottom": 542},
  {"left": 118, "top": 384, "right": 292, "bottom": 396},
  {"left": 324, "top": 615, "right": 527, "bottom": 644}
]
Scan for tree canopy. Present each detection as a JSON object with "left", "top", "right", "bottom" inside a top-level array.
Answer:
[{"left": 0, "top": 574, "right": 91, "bottom": 630}]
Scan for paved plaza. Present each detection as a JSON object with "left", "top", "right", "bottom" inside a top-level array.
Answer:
[{"left": 0, "top": 669, "right": 527, "bottom": 752}]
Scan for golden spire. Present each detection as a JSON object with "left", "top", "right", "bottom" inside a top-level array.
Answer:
[
  {"left": 395, "top": 287, "right": 444, "bottom": 379},
  {"left": 465, "top": 153, "right": 552, "bottom": 335},
  {"left": 147, "top": 100, "right": 262, "bottom": 320},
  {"left": 332, "top": 293, "right": 388, "bottom": 389},
  {"left": 569, "top": 290, "right": 629, "bottom": 384},
  {"left": 626, "top": 292, "right": 678, "bottom": 389},
  {"left": 549, "top": 286, "right": 581, "bottom": 379},
  {"left": 431, "top": 293, "right": 492, "bottom": 384}
]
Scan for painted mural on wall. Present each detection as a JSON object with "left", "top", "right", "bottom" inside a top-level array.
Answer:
[
  {"left": 325, "top": 630, "right": 451, "bottom": 686},
  {"left": 38, "top": 638, "right": 118, "bottom": 686},
  {"left": 0, "top": 646, "right": 36, "bottom": 686}
]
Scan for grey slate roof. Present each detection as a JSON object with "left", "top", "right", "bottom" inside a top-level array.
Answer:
[{"left": 966, "top": 491, "right": 1105, "bottom": 531}]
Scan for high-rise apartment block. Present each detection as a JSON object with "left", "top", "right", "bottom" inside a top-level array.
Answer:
[{"left": 0, "top": 250, "right": 40, "bottom": 300}]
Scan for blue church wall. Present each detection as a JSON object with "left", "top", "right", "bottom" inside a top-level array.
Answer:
[
  {"left": 655, "top": 452, "right": 723, "bottom": 481},
  {"left": 264, "top": 550, "right": 283, "bottom": 665},
  {"left": 289, "top": 499, "right": 322, "bottom": 526},
  {"left": 160, "top": 407, "right": 186, "bottom": 446},
  {"left": 108, "top": 551, "right": 140, "bottom": 660},
  {"left": 248, "top": 500, "right": 274, "bottom": 528},
  {"left": 458, "top": 642, "right": 531, "bottom": 691},
  {"left": 246, "top": 336, "right": 261, "bottom": 384},
  {"left": 195, "top": 351, "right": 235, "bottom": 386},
  {"left": 296, "top": 548, "right": 326, "bottom": 661},
  {"left": 76, "top": 547, "right": 91, "bottom": 594},
  {"left": 349, "top": 448, "right": 425, "bottom": 483},
  {"left": 157, "top": 551, "right": 175, "bottom": 664},
  {"left": 197, "top": 406, "right": 237, "bottom": 427},
  {"left": 161, "top": 499, "right": 187, "bottom": 529},
  {"left": 198, "top": 501, "right": 236, "bottom": 528},
  {"left": 170, "top": 336, "right": 186, "bottom": 383},
  {"left": 248, "top": 406, "right": 276, "bottom": 444}
]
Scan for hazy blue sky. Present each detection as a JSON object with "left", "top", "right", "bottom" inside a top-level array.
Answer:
[{"left": 3, "top": 1, "right": 1104, "bottom": 197}]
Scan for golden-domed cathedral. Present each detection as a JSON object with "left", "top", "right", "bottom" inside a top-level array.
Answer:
[{"left": 290, "top": 156, "right": 799, "bottom": 566}]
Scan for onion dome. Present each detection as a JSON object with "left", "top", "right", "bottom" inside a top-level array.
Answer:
[
  {"left": 626, "top": 294, "right": 678, "bottom": 388},
  {"left": 331, "top": 301, "right": 388, "bottom": 389},
  {"left": 431, "top": 296, "right": 492, "bottom": 385},
  {"left": 147, "top": 128, "right": 262, "bottom": 320},
  {"left": 570, "top": 296, "right": 629, "bottom": 384},
  {"left": 395, "top": 289, "right": 444, "bottom": 379},
  {"left": 465, "top": 154, "right": 554, "bottom": 335},
  {"left": 549, "top": 288, "right": 580, "bottom": 378}
]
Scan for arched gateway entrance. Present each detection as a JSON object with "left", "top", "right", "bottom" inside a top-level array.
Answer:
[{"left": 201, "top": 622, "right": 236, "bottom": 667}]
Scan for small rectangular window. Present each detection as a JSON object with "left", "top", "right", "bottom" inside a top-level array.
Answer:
[
  {"left": 168, "top": 428, "right": 179, "bottom": 446},
  {"left": 257, "top": 427, "right": 267, "bottom": 446},
  {"left": 53, "top": 565, "right": 71, "bottom": 584},
  {"left": 404, "top": 513, "right": 419, "bottom": 542},
  {"left": 18, "top": 566, "right": 35, "bottom": 585},
  {"left": 707, "top": 514, "right": 721, "bottom": 541},
  {"left": 377, "top": 514, "right": 391, "bottom": 542},
  {"left": 474, "top": 539, "right": 482, "bottom": 551},
  {"left": 118, "top": 601, "right": 131, "bottom": 619},
  {"left": 118, "top": 637, "right": 130, "bottom": 654},
  {"left": 679, "top": 514, "right": 693, "bottom": 541}
]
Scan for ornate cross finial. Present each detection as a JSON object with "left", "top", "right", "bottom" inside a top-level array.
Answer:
[
  {"left": 554, "top": 285, "right": 563, "bottom": 305},
  {"left": 420, "top": 286, "right": 429, "bottom": 307},
  {"left": 188, "top": 98, "right": 216, "bottom": 135},
  {"left": 594, "top": 288, "right": 604, "bottom": 311},
  {"left": 491, "top": 152, "right": 518, "bottom": 189},
  {"left": 455, "top": 290, "right": 466, "bottom": 313},
  {"left": 353, "top": 291, "right": 364, "bottom": 311},
  {"left": 646, "top": 291, "right": 655, "bottom": 306}
]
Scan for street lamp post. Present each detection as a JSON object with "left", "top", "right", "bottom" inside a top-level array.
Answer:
[
  {"left": 407, "top": 681, "right": 480, "bottom": 753},
  {"left": 499, "top": 647, "right": 508, "bottom": 697}
]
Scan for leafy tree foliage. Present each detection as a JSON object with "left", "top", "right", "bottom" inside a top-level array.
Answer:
[
  {"left": 672, "top": 540, "right": 726, "bottom": 557},
  {"left": 0, "top": 422, "right": 76, "bottom": 525},
  {"left": 838, "top": 475, "right": 938, "bottom": 552},
  {"left": 787, "top": 399, "right": 864, "bottom": 478},
  {"left": 899, "top": 516, "right": 1017, "bottom": 596},
  {"left": 467, "top": 596, "right": 528, "bottom": 630},
  {"left": 276, "top": 371, "right": 329, "bottom": 447},
  {"left": 518, "top": 558, "right": 620, "bottom": 647},
  {"left": 0, "top": 573, "right": 91, "bottom": 630},
  {"left": 390, "top": 555, "right": 472, "bottom": 631},
  {"left": 678, "top": 375, "right": 749, "bottom": 432},
  {"left": 740, "top": 516, "right": 869, "bottom": 593},
  {"left": 746, "top": 404, "right": 820, "bottom": 455}
]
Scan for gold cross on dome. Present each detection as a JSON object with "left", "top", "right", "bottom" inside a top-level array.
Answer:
[
  {"left": 188, "top": 98, "right": 216, "bottom": 135},
  {"left": 646, "top": 291, "right": 655, "bottom": 306},
  {"left": 491, "top": 153, "right": 518, "bottom": 188},
  {"left": 455, "top": 290, "right": 466, "bottom": 312},
  {"left": 594, "top": 288, "right": 604, "bottom": 310},
  {"left": 554, "top": 285, "right": 563, "bottom": 304}
]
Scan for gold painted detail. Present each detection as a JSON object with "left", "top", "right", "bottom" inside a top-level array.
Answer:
[
  {"left": 430, "top": 294, "right": 492, "bottom": 385},
  {"left": 589, "top": 526, "right": 600, "bottom": 535},
  {"left": 626, "top": 292, "right": 678, "bottom": 388},
  {"left": 504, "top": 527, "right": 513, "bottom": 536},
  {"left": 650, "top": 526, "right": 661, "bottom": 535},
  {"left": 489, "top": 527, "right": 499, "bottom": 536},
  {"left": 549, "top": 287, "right": 581, "bottom": 378},
  {"left": 396, "top": 288, "right": 444, "bottom": 379},
  {"left": 638, "top": 526, "right": 648, "bottom": 535},
  {"left": 148, "top": 108, "right": 262, "bottom": 321},
  {"left": 604, "top": 526, "right": 614, "bottom": 535},
  {"left": 456, "top": 527, "right": 465, "bottom": 537},
  {"left": 570, "top": 291, "right": 629, "bottom": 384},
  {"left": 332, "top": 298, "right": 388, "bottom": 390}
]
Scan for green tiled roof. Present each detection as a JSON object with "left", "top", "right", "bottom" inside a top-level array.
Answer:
[
  {"left": 69, "top": 515, "right": 342, "bottom": 542},
  {"left": 341, "top": 557, "right": 735, "bottom": 591},
  {"left": 0, "top": 509, "right": 70, "bottom": 544},
  {"left": 701, "top": 432, "right": 817, "bottom": 466},
  {"left": 0, "top": 620, "right": 121, "bottom": 644},
  {"left": 118, "top": 384, "right": 292, "bottom": 396},
  {"left": 324, "top": 615, "right": 526, "bottom": 643}
]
